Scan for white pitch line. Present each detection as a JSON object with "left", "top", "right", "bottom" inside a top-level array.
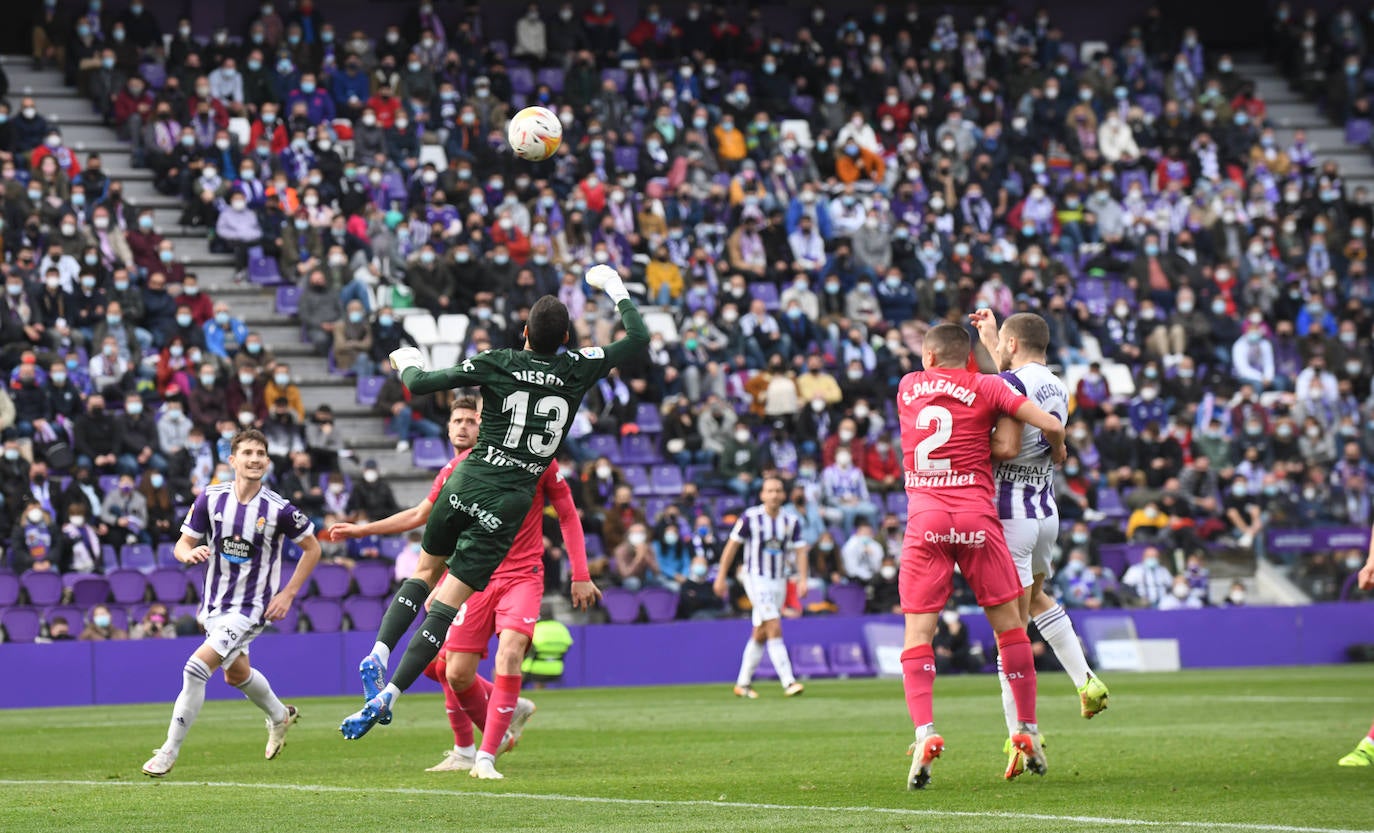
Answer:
[{"left": 0, "top": 779, "right": 1368, "bottom": 833}]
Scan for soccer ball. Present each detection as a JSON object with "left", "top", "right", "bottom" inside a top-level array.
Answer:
[{"left": 507, "top": 105, "right": 563, "bottom": 162}]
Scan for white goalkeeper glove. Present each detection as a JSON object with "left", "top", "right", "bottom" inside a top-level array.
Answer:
[
  {"left": 584, "top": 264, "right": 630, "bottom": 304},
  {"left": 389, "top": 346, "right": 427, "bottom": 374}
]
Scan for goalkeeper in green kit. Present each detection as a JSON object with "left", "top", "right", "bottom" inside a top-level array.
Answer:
[{"left": 342, "top": 266, "right": 647, "bottom": 739}]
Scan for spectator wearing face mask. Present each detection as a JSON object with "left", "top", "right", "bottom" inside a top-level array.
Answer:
[
  {"left": 613, "top": 523, "right": 670, "bottom": 591},
  {"left": 840, "top": 519, "right": 884, "bottom": 582},
  {"left": 346, "top": 459, "right": 401, "bottom": 521},
  {"left": 1121, "top": 547, "right": 1174, "bottom": 607},
  {"left": 1157, "top": 574, "right": 1204, "bottom": 610},
  {"left": 820, "top": 446, "right": 877, "bottom": 534},
  {"left": 718, "top": 423, "right": 762, "bottom": 497},
  {"left": 11, "top": 501, "right": 57, "bottom": 572},
  {"left": 138, "top": 468, "right": 176, "bottom": 544},
  {"left": 80, "top": 604, "right": 129, "bottom": 640},
  {"left": 100, "top": 471, "right": 149, "bottom": 547}
]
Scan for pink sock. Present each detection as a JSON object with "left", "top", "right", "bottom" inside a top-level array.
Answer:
[
  {"left": 479, "top": 674, "right": 523, "bottom": 757},
  {"left": 1366, "top": 720, "right": 1374, "bottom": 743},
  {"left": 441, "top": 677, "right": 475, "bottom": 747},
  {"left": 900, "top": 645, "right": 936, "bottom": 728},
  {"left": 997, "top": 628, "right": 1038, "bottom": 726},
  {"left": 456, "top": 676, "right": 491, "bottom": 733}
]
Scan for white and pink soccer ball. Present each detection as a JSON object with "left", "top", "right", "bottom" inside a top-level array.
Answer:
[{"left": 506, "top": 105, "right": 563, "bottom": 162}]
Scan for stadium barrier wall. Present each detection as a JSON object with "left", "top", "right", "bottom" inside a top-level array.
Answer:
[{"left": 2, "top": 603, "right": 1371, "bottom": 709}]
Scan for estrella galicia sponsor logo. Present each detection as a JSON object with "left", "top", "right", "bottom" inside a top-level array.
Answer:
[{"left": 221, "top": 536, "right": 252, "bottom": 564}]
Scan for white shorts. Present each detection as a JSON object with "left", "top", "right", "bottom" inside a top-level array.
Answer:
[
  {"left": 742, "top": 574, "right": 787, "bottom": 626},
  {"left": 1001, "top": 516, "right": 1060, "bottom": 587},
  {"left": 202, "top": 611, "right": 267, "bottom": 665}
]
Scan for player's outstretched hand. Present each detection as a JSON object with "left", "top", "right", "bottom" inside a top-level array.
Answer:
[
  {"left": 389, "top": 346, "right": 427, "bottom": 374},
  {"left": 1359, "top": 560, "right": 1374, "bottom": 592},
  {"left": 178, "top": 545, "right": 211, "bottom": 564},
  {"left": 584, "top": 264, "right": 629, "bottom": 303},
  {"left": 321, "top": 522, "right": 359, "bottom": 542},
  {"left": 265, "top": 589, "right": 297, "bottom": 621},
  {"left": 571, "top": 580, "right": 603, "bottom": 611}
]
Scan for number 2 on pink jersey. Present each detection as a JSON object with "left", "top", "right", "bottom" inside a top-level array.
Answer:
[{"left": 913, "top": 405, "right": 953, "bottom": 472}]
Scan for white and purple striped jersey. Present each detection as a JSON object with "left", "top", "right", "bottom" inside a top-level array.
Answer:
[
  {"left": 181, "top": 482, "right": 314, "bottom": 620},
  {"left": 994, "top": 363, "right": 1068, "bottom": 520},
  {"left": 729, "top": 505, "right": 805, "bottom": 579}
]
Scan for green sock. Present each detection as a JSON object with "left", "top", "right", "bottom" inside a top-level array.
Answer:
[
  {"left": 391, "top": 601, "right": 458, "bottom": 692},
  {"left": 376, "top": 578, "right": 431, "bottom": 655}
]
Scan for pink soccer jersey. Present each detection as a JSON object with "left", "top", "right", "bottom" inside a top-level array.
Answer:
[
  {"left": 426, "top": 448, "right": 473, "bottom": 505},
  {"left": 898, "top": 367, "right": 1029, "bottom": 516}
]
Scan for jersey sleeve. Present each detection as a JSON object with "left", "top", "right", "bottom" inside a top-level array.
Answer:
[
  {"left": 401, "top": 349, "right": 495, "bottom": 395},
  {"left": 277, "top": 501, "right": 316, "bottom": 543},
  {"left": 568, "top": 300, "right": 649, "bottom": 389},
  {"left": 979, "top": 372, "right": 1030, "bottom": 418},
  {"left": 728, "top": 512, "right": 750, "bottom": 544},
  {"left": 180, "top": 492, "right": 210, "bottom": 540},
  {"left": 546, "top": 462, "right": 591, "bottom": 582},
  {"left": 427, "top": 458, "right": 457, "bottom": 504}
]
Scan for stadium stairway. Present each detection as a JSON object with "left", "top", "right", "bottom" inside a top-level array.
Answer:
[
  {"left": 1235, "top": 56, "right": 1374, "bottom": 190},
  {"left": 4, "top": 56, "right": 434, "bottom": 505}
]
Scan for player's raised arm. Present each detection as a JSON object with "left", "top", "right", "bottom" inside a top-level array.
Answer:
[
  {"left": 391, "top": 346, "right": 487, "bottom": 396},
  {"left": 969, "top": 309, "right": 1003, "bottom": 373},
  {"left": 584, "top": 264, "right": 649, "bottom": 368}
]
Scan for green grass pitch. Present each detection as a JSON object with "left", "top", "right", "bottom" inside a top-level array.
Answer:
[{"left": 2, "top": 665, "right": 1372, "bottom": 833}]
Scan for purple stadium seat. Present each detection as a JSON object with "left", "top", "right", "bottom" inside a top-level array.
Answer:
[
  {"left": 276, "top": 285, "right": 301, "bottom": 316},
  {"left": 643, "top": 497, "right": 672, "bottom": 520},
  {"left": 343, "top": 596, "right": 385, "bottom": 630},
  {"left": 352, "top": 559, "right": 393, "bottom": 597},
  {"left": 885, "top": 491, "right": 907, "bottom": 516},
  {"left": 634, "top": 403, "right": 663, "bottom": 434},
  {"left": 536, "top": 67, "right": 565, "bottom": 93},
  {"left": 1096, "top": 544, "right": 1132, "bottom": 577},
  {"left": 0, "top": 573, "right": 18, "bottom": 607},
  {"left": 121, "top": 544, "right": 157, "bottom": 574},
  {"left": 614, "top": 145, "right": 639, "bottom": 172},
  {"left": 584, "top": 434, "right": 621, "bottom": 463},
  {"left": 98, "top": 475, "right": 120, "bottom": 494},
  {"left": 620, "top": 465, "right": 652, "bottom": 496},
  {"left": 583, "top": 533, "right": 604, "bottom": 557},
  {"left": 147, "top": 568, "right": 190, "bottom": 603},
  {"left": 301, "top": 597, "right": 343, "bottom": 632},
  {"left": 600, "top": 67, "right": 627, "bottom": 91},
  {"left": 156, "top": 543, "right": 179, "bottom": 569},
  {"left": 186, "top": 562, "right": 208, "bottom": 597},
  {"left": 269, "top": 604, "right": 299, "bottom": 634},
  {"left": 100, "top": 544, "right": 119, "bottom": 573},
  {"left": 751, "top": 282, "right": 780, "bottom": 311},
  {"left": 509, "top": 66, "right": 535, "bottom": 95},
  {"left": 45, "top": 605, "right": 85, "bottom": 630},
  {"left": 649, "top": 464, "right": 683, "bottom": 496},
  {"left": 1, "top": 608, "right": 41, "bottom": 642},
  {"left": 105, "top": 607, "right": 130, "bottom": 631},
  {"left": 790, "top": 643, "right": 831, "bottom": 678},
  {"left": 621, "top": 434, "right": 658, "bottom": 465},
  {"left": 790, "top": 94, "right": 814, "bottom": 115},
  {"left": 379, "top": 538, "right": 407, "bottom": 560},
  {"left": 356, "top": 375, "right": 385, "bottom": 407},
  {"left": 412, "top": 437, "right": 451, "bottom": 469},
  {"left": 247, "top": 246, "right": 283, "bottom": 285},
  {"left": 21, "top": 570, "right": 62, "bottom": 606},
  {"left": 684, "top": 464, "right": 713, "bottom": 486},
  {"left": 128, "top": 602, "right": 151, "bottom": 624},
  {"left": 139, "top": 61, "right": 167, "bottom": 89},
  {"left": 600, "top": 587, "right": 640, "bottom": 624},
  {"left": 638, "top": 586, "right": 679, "bottom": 622},
  {"left": 106, "top": 569, "right": 147, "bottom": 604},
  {"left": 828, "top": 582, "right": 866, "bottom": 617},
  {"left": 311, "top": 562, "right": 352, "bottom": 599},
  {"left": 829, "top": 642, "right": 873, "bottom": 677},
  {"left": 1347, "top": 118, "right": 1373, "bottom": 146},
  {"left": 1096, "top": 487, "right": 1127, "bottom": 518}
]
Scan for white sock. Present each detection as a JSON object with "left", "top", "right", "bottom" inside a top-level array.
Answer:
[
  {"left": 996, "top": 656, "right": 1018, "bottom": 737},
  {"left": 766, "top": 637, "right": 795, "bottom": 687},
  {"left": 371, "top": 642, "right": 391, "bottom": 667},
  {"left": 455, "top": 743, "right": 475, "bottom": 756},
  {"left": 475, "top": 750, "right": 495, "bottom": 765},
  {"left": 1033, "top": 604, "right": 1091, "bottom": 688},
  {"left": 163, "top": 657, "right": 212, "bottom": 754},
  {"left": 736, "top": 639, "right": 764, "bottom": 687},
  {"left": 381, "top": 682, "right": 402, "bottom": 704},
  {"left": 234, "top": 668, "right": 289, "bottom": 723}
]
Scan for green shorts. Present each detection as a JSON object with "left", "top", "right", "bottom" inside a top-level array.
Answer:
[{"left": 422, "top": 466, "right": 534, "bottom": 592}]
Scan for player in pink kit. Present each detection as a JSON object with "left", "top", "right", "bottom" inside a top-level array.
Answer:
[{"left": 896, "top": 324, "right": 1067, "bottom": 790}]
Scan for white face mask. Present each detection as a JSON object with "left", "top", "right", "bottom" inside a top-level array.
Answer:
[{"left": 628, "top": 532, "right": 647, "bottom": 546}]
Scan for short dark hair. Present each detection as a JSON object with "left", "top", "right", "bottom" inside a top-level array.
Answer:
[
  {"left": 924, "top": 324, "right": 970, "bottom": 368},
  {"left": 1003, "top": 313, "right": 1051, "bottom": 355},
  {"left": 526, "top": 295, "right": 570, "bottom": 355},
  {"left": 452, "top": 395, "right": 479, "bottom": 413},
  {"left": 231, "top": 428, "right": 268, "bottom": 454}
]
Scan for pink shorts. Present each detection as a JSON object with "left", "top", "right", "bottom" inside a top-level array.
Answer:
[
  {"left": 899, "top": 509, "right": 1022, "bottom": 614},
  {"left": 442, "top": 571, "right": 544, "bottom": 658}
]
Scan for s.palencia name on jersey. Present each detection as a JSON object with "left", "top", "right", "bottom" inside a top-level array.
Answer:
[{"left": 901, "top": 378, "right": 977, "bottom": 407}]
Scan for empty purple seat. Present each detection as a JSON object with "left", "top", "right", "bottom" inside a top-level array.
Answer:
[
  {"left": 790, "top": 94, "right": 814, "bottom": 115},
  {"left": 101, "top": 544, "right": 120, "bottom": 573},
  {"left": 829, "top": 640, "right": 876, "bottom": 677},
  {"left": 301, "top": 597, "right": 343, "bottom": 632},
  {"left": 69, "top": 575, "right": 110, "bottom": 606},
  {"left": 352, "top": 559, "right": 394, "bottom": 597},
  {"left": 1096, "top": 487, "right": 1127, "bottom": 518},
  {"left": 634, "top": 403, "right": 663, "bottom": 434},
  {"left": 356, "top": 375, "right": 385, "bottom": 407},
  {"left": 684, "top": 464, "right": 713, "bottom": 486},
  {"left": 885, "top": 491, "right": 907, "bottom": 516},
  {"left": 649, "top": 464, "right": 683, "bottom": 496},
  {"left": 0, "top": 573, "right": 19, "bottom": 606},
  {"left": 343, "top": 596, "right": 385, "bottom": 630},
  {"left": 583, "top": 533, "right": 604, "bottom": 556},
  {"left": 1, "top": 608, "right": 41, "bottom": 642},
  {"left": 828, "top": 582, "right": 867, "bottom": 617},
  {"left": 620, "top": 465, "right": 652, "bottom": 496},
  {"left": 790, "top": 643, "right": 831, "bottom": 678},
  {"left": 147, "top": 568, "right": 190, "bottom": 603},
  {"left": 621, "top": 434, "right": 658, "bottom": 465},
  {"left": 270, "top": 603, "right": 299, "bottom": 634},
  {"left": 600, "top": 587, "right": 640, "bottom": 624},
  {"left": 107, "top": 569, "right": 148, "bottom": 604},
  {"left": 536, "top": 67, "right": 565, "bottom": 93},
  {"left": 638, "top": 586, "right": 679, "bottom": 622},
  {"left": 614, "top": 145, "right": 639, "bottom": 172},
  {"left": 121, "top": 544, "right": 156, "bottom": 573},
  {"left": 584, "top": 433, "right": 621, "bottom": 463},
  {"left": 21, "top": 570, "right": 62, "bottom": 606},
  {"left": 156, "top": 543, "right": 179, "bottom": 568},
  {"left": 276, "top": 285, "right": 301, "bottom": 316},
  {"left": 185, "top": 562, "right": 208, "bottom": 597},
  {"left": 643, "top": 497, "right": 672, "bottom": 520},
  {"left": 379, "top": 538, "right": 407, "bottom": 560},
  {"left": 412, "top": 437, "right": 451, "bottom": 469},
  {"left": 248, "top": 246, "right": 283, "bottom": 286},
  {"left": 311, "top": 562, "right": 351, "bottom": 599},
  {"left": 751, "top": 281, "right": 780, "bottom": 311}
]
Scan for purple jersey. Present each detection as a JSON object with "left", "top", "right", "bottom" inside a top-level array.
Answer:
[
  {"left": 729, "top": 505, "right": 805, "bottom": 579},
  {"left": 181, "top": 482, "right": 314, "bottom": 620}
]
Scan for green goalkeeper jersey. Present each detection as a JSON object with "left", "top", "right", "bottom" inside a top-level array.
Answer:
[{"left": 400, "top": 299, "right": 648, "bottom": 490}]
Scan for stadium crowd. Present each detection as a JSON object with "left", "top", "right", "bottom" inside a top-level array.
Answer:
[{"left": 3, "top": 1, "right": 1374, "bottom": 641}]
